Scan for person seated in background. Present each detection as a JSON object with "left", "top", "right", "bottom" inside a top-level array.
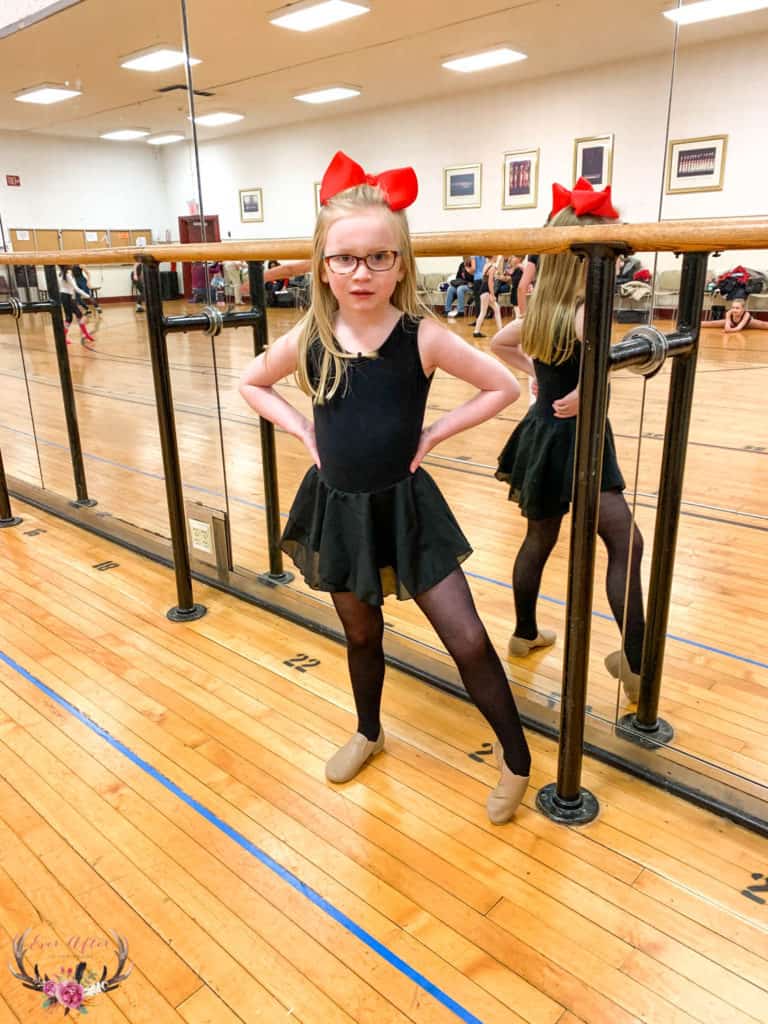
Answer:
[
  {"left": 615, "top": 254, "right": 642, "bottom": 291},
  {"left": 703, "top": 298, "right": 768, "bottom": 333},
  {"left": 265, "top": 259, "right": 288, "bottom": 306},
  {"left": 444, "top": 256, "right": 474, "bottom": 317}
]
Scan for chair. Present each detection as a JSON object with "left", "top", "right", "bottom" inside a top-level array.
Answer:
[{"left": 654, "top": 269, "right": 681, "bottom": 312}]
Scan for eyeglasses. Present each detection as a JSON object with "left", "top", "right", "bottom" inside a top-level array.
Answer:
[{"left": 324, "top": 250, "right": 400, "bottom": 275}]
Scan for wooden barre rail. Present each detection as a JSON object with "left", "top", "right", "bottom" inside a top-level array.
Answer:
[{"left": 2, "top": 217, "right": 768, "bottom": 265}]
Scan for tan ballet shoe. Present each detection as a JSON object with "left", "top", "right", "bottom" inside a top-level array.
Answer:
[
  {"left": 604, "top": 650, "right": 641, "bottom": 703},
  {"left": 507, "top": 628, "right": 556, "bottom": 658},
  {"left": 486, "top": 741, "right": 529, "bottom": 825},
  {"left": 325, "top": 729, "right": 385, "bottom": 783}
]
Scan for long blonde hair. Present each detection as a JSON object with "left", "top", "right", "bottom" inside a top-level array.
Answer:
[
  {"left": 295, "top": 184, "right": 430, "bottom": 403},
  {"left": 522, "top": 207, "right": 617, "bottom": 365}
]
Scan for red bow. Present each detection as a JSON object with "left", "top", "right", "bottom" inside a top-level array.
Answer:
[
  {"left": 549, "top": 176, "right": 619, "bottom": 221},
  {"left": 320, "top": 150, "right": 418, "bottom": 211}
]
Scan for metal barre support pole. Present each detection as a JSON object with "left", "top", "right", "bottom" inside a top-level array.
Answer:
[
  {"left": 619, "top": 251, "right": 709, "bottom": 742},
  {"left": 0, "top": 449, "right": 23, "bottom": 528},
  {"left": 141, "top": 257, "right": 206, "bottom": 622},
  {"left": 43, "top": 265, "right": 97, "bottom": 509},
  {"left": 247, "top": 260, "right": 293, "bottom": 584},
  {"left": 537, "top": 242, "right": 628, "bottom": 825}
]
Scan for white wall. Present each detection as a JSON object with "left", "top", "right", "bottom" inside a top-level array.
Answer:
[
  {"left": 0, "top": 132, "right": 179, "bottom": 295},
  {"left": 0, "top": 132, "right": 171, "bottom": 235},
  {"left": 156, "top": 30, "right": 768, "bottom": 275},
  {"left": 2, "top": 30, "right": 767, "bottom": 285}
]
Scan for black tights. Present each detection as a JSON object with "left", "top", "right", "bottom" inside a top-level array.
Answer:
[
  {"left": 512, "top": 489, "right": 645, "bottom": 673},
  {"left": 331, "top": 568, "right": 531, "bottom": 776}
]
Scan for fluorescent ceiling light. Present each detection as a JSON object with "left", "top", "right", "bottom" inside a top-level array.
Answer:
[
  {"left": 442, "top": 46, "right": 527, "bottom": 73},
  {"left": 120, "top": 46, "right": 201, "bottom": 72},
  {"left": 147, "top": 133, "right": 185, "bottom": 145},
  {"left": 294, "top": 85, "right": 360, "bottom": 104},
  {"left": 270, "top": 1, "right": 369, "bottom": 32},
  {"left": 193, "top": 111, "right": 244, "bottom": 126},
  {"left": 100, "top": 129, "right": 150, "bottom": 140},
  {"left": 15, "top": 83, "right": 81, "bottom": 104},
  {"left": 664, "top": 0, "right": 768, "bottom": 23}
]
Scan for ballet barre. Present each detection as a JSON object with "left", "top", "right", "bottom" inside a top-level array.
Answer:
[
  {"left": 0, "top": 268, "right": 96, "bottom": 510},
  {"left": 139, "top": 257, "right": 292, "bottom": 625}
]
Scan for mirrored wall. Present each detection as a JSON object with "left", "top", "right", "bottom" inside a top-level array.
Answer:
[{"left": 1, "top": 0, "right": 766, "bottom": 818}]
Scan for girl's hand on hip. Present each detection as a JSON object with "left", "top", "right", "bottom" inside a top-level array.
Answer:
[
  {"left": 410, "top": 426, "right": 437, "bottom": 473},
  {"left": 299, "top": 422, "right": 321, "bottom": 468},
  {"left": 552, "top": 389, "right": 579, "bottom": 419}
]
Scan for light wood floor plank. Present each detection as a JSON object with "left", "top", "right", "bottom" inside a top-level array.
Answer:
[{"left": 0, "top": 499, "right": 767, "bottom": 1024}]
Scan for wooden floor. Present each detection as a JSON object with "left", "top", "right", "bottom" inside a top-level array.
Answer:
[
  {"left": 0, "top": 301, "right": 767, "bottom": 793},
  {"left": 1, "top": 504, "right": 768, "bottom": 1023}
]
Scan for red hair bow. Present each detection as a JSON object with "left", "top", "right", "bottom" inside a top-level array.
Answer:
[
  {"left": 549, "top": 176, "right": 619, "bottom": 221},
  {"left": 320, "top": 150, "right": 418, "bottom": 211}
]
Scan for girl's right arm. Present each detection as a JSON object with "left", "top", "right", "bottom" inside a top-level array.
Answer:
[{"left": 238, "top": 325, "right": 320, "bottom": 466}]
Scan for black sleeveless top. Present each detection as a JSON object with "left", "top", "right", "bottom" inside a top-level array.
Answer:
[
  {"left": 531, "top": 349, "right": 581, "bottom": 415},
  {"left": 309, "top": 315, "right": 431, "bottom": 493}
]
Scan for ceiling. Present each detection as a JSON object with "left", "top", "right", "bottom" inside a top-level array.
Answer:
[{"left": 1, "top": 0, "right": 767, "bottom": 143}]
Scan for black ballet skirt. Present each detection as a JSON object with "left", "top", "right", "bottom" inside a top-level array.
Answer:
[
  {"left": 280, "top": 316, "right": 472, "bottom": 605},
  {"left": 496, "top": 346, "right": 625, "bottom": 520}
]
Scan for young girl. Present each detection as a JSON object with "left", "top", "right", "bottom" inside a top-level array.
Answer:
[
  {"left": 58, "top": 265, "right": 95, "bottom": 344},
  {"left": 491, "top": 179, "right": 646, "bottom": 703},
  {"left": 472, "top": 255, "right": 504, "bottom": 338},
  {"left": 239, "top": 151, "right": 531, "bottom": 823},
  {"left": 702, "top": 298, "right": 768, "bottom": 333}
]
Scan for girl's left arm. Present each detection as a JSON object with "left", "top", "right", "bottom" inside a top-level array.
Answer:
[{"left": 412, "top": 319, "right": 520, "bottom": 471}]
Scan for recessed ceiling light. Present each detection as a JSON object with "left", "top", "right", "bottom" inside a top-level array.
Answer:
[
  {"left": 14, "top": 83, "right": 81, "bottom": 105},
  {"left": 270, "top": 0, "right": 369, "bottom": 32},
  {"left": 294, "top": 85, "right": 360, "bottom": 104},
  {"left": 120, "top": 46, "right": 201, "bottom": 72},
  {"left": 663, "top": 0, "right": 768, "bottom": 24},
  {"left": 147, "top": 133, "right": 185, "bottom": 145},
  {"left": 442, "top": 46, "right": 527, "bottom": 73},
  {"left": 100, "top": 129, "right": 150, "bottom": 141},
  {"left": 193, "top": 111, "right": 244, "bottom": 126}
]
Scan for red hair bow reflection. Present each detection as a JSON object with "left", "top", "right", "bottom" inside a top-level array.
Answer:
[{"left": 549, "top": 176, "right": 619, "bottom": 221}]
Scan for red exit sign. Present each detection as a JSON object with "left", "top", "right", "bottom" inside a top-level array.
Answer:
[{"left": 6, "top": 175, "right": 21, "bottom": 187}]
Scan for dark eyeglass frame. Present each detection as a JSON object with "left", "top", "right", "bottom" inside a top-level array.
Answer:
[{"left": 323, "top": 250, "right": 400, "bottom": 274}]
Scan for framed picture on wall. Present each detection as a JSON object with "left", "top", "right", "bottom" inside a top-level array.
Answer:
[
  {"left": 239, "top": 187, "right": 263, "bottom": 223},
  {"left": 314, "top": 181, "right": 322, "bottom": 214},
  {"left": 502, "top": 148, "right": 539, "bottom": 210},
  {"left": 573, "top": 134, "right": 614, "bottom": 188},
  {"left": 666, "top": 135, "right": 727, "bottom": 194},
  {"left": 443, "top": 163, "right": 482, "bottom": 209}
]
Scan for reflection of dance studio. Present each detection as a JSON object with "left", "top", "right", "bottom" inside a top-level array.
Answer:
[{"left": 2, "top": 1, "right": 768, "bottom": 1021}]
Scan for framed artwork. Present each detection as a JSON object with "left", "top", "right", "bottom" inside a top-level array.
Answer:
[
  {"left": 443, "top": 163, "right": 482, "bottom": 209},
  {"left": 502, "top": 148, "right": 539, "bottom": 210},
  {"left": 239, "top": 187, "right": 263, "bottom": 223},
  {"left": 314, "top": 181, "right": 322, "bottom": 214},
  {"left": 573, "top": 134, "right": 614, "bottom": 188},
  {"left": 666, "top": 135, "right": 727, "bottom": 194}
]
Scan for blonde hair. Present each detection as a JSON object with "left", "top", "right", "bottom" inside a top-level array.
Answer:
[
  {"left": 295, "top": 184, "right": 430, "bottom": 403},
  {"left": 522, "top": 207, "right": 618, "bottom": 365}
]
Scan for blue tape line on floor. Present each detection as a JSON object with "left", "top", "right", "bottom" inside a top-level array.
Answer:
[
  {"left": 3, "top": 423, "right": 766, "bottom": 673},
  {"left": 0, "top": 647, "right": 485, "bottom": 1024}
]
